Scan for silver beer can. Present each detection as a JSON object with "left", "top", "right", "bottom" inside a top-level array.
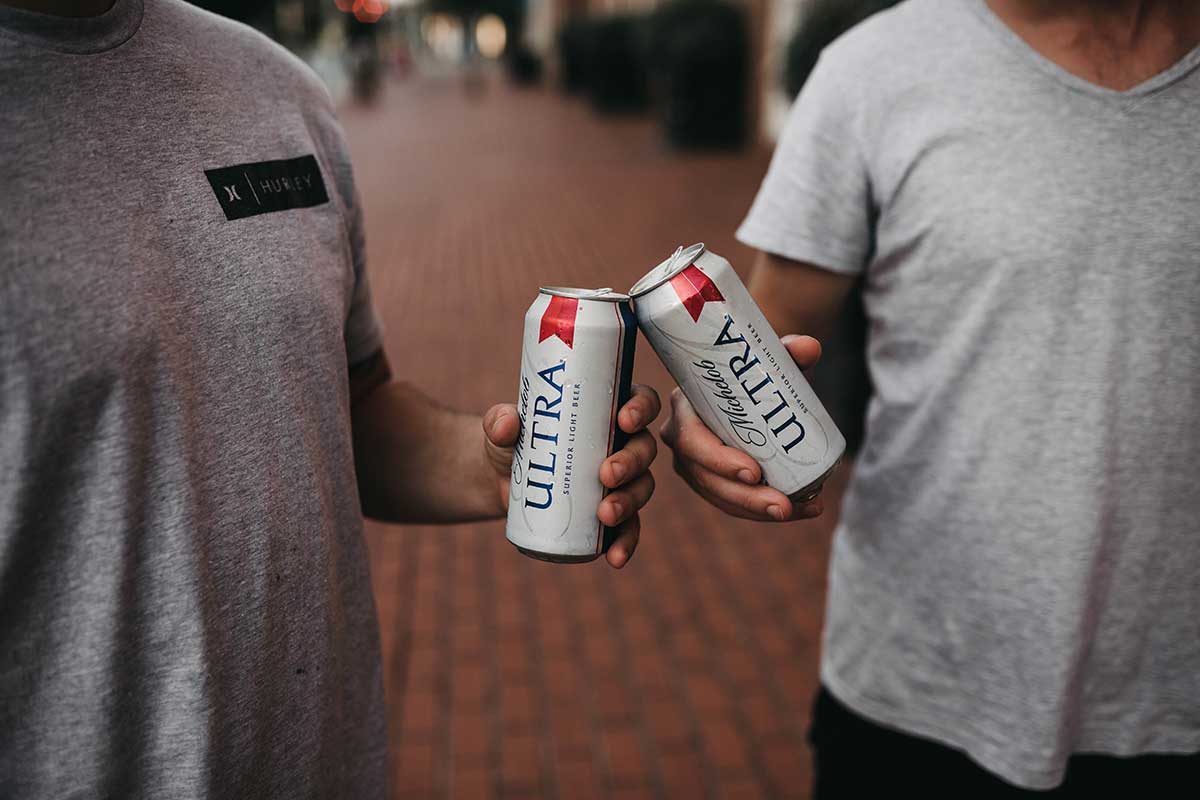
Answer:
[
  {"left": 506, "top": 287, "right": 638, "bottom": 562},
  {"left": 630, "top": 244, "right": 845, "bottom": 500}
]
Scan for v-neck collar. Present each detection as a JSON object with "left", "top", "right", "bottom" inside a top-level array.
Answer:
[{"left": 969, "top": 0, "right": 1200, "bottom": 100}]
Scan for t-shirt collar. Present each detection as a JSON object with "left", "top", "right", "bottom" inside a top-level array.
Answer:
[
  {"left": 0, "top": 0, "right": 143, "bottom": 54},
  {"left": 969, "top": 0, "right": 1200, "bottom": 100}
]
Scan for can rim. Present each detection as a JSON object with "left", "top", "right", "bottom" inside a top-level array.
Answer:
[
  {"left": 628, "top": 243, "right": 706, "bottom": 298},
  {"left": 539, "top": 286, "right": 630, "bottom": 302}
]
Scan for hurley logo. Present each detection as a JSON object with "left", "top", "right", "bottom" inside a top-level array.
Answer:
[{"left": 204, "top": 155, "right": 329, "bottom": 221}]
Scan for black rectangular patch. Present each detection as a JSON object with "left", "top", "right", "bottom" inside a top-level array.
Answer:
[{"left": 205, "top": 155, "right": 329, "bottom": 221}]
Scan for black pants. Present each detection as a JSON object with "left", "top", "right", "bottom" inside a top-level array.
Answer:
[{"left": 809, "top": 687, "right": 1200, "bottom": 798}]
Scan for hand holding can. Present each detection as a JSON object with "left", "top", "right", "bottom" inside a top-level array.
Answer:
[
  {"left": 658, "top": 336, "right": 828, "bottom": 522},
  {"left": 631, "top": 244, "right": 845, "bottom": 520},
  {"left": 502, "top": 287, "right": 660, "bottom": 566}
]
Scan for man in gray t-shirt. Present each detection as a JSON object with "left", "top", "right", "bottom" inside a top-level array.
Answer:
[
  {"left": 0, "top": 1, "right": 661, "bottom": 797},
  {"left": 663, "top": 0, "right": 1200, "bottom": 794}
]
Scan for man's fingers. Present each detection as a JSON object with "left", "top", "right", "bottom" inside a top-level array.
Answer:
[
  {"left": 619, "top": 384, "right": 662, "bottom": 433},
  {"left": 780, "top": 334, "right": 823, "bottom": 372},
  {"left": 665, "top": 389, "right": 761, "bottom": 485},
  {"left": 698, "top": 491, "right": 780, "bottom": 522},
  {"left": 677, "top": 460, "right": 794, "bottom": 521},
  {"left": 601, "top": 431, "right": 657, "bottom": 488},
  {"left": 687, "top": 470, "right": 825, "bottom": 521},
  {"left": 482, "top": 403, "right": 519, "bottom": 448},
  {"left": 599, "top": 472, "right": 655, "bottom": 526},
  {"left": 605, "top": 513, "right": 640, "bottom": 569}
]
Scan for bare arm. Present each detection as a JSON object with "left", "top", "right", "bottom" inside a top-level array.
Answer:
[
  {"left": 348, "top": 350, "right": 662, "bottom": 567},
  {"left": 748, "top": 251, "right": 855, "bottom": 346},
  {"left": 659, "top": 252, "right": 855, "bottom": 522},
  {"left": 349, "top": 351, "right": 510, "bottom": 523}
]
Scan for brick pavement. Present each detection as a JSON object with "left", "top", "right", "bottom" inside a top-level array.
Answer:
[{"left": 343, "top": 75, "right": 849, "bottom": 800}]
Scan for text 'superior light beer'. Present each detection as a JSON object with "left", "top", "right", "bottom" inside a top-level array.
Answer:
[
  {"left": 631, "top": 244, "right": 845, "bottom": 500},
  {"left": 506, "top": 287, "right": 637, "bottom": 562}
]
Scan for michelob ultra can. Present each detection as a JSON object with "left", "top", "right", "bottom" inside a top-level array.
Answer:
[
  {"left": 506, "top": 287, "right": 637, "bottom": 562},
  {"left": 630, "top": 244, "right": 845, "bottom": 499}
]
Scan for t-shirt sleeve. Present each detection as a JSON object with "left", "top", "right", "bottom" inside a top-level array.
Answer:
[
  {"left": 315, "top": 109, "right": 385, "bottom": 367},
  {"left": 736, "top": 51, "right": 874, "bottom": 275},
  {"left": 339, "top": 175, "right": 385, "bottom": 367}
]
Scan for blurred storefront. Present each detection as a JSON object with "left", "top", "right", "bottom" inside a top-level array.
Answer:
[
  {"left": 526, "top": 0, "right": 820, "bottom": 144},
  {"left": 197, "top": 1, "right": 870, "bottom": 147}
]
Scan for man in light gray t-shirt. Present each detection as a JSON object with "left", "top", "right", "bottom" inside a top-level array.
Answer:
[
  {"left": 662, "top": 0, "right": 1200, "bottom": 793},
  {"left": 0, "top": 1, "right": 662, "bottom": 797}
]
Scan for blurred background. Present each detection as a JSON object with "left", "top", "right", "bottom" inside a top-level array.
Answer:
[{"left": 196, "top": 1, "right": 894, "bottom": 797}]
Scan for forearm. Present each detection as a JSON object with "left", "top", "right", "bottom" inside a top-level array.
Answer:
[
  {"left": 747, "top": 251, "right": 854, "bottom": 343},
  {"left": 351, "top": 381, "right": 502, "bottom": 524}
]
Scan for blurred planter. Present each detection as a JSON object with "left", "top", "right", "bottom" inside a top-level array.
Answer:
[
  {"left": 506, "top": 44, "right": 543, "bottom": 85},
  {"left": 650, "top": 0, "right": 747, "bottom": 149},
  {"left": 557, "top": 18, "right": 594, "bottom": 93},
  {"left": 586, "top": 16, "right": 652, "bottom": 113}
]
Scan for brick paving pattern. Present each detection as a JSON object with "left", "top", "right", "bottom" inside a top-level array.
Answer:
[{"left": 345, "top": 76, "right": 848, "bottom": 800}]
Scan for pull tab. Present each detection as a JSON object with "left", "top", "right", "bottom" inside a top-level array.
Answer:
[{"left": 664, "top": 246, "right": 686, "bottom": 274}]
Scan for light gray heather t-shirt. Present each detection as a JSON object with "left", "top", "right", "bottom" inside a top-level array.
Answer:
[
  {"left": 0, "top": 1, "right": 387, "bottom": 796},
  {"left": 738, "top": 0, "right": 1200, "bottom": 789}
]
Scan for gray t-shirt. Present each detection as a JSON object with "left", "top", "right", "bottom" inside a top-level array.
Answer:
[
  {"left": 1, "top": 1, "right": 387, "bottom": 796},
  {"left": 738, "top": 0, "right": 1200, "bottom": 789}
]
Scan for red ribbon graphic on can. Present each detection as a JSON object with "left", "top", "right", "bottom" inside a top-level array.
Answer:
[
  {"left": 670, "top": 264, "right": 724, "bottom": 322},
  {"left": 539, "top": 295, "right": 579, "bottom": 348}
]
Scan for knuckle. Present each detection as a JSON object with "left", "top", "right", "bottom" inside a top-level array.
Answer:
[
  {"left": 696, "top": 443, "right": 729, "bottom": 473},
  {"left": 722, "top": 482, "right": 755, "bottom": 510},
  {"left": 723, "top": 457, "right": 749, "bottom": 479},
  {"left": 691, "top": 466, "right": 722, "bottom": 497}
]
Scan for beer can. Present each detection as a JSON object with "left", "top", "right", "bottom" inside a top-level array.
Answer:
[
  {"left": 630, "top": 244, "right": 845, "bottom": 500},
  {"left": 506, "top": 287, "right": 637, "bottom": 562}
]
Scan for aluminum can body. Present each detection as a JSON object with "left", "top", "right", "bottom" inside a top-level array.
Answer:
[
  {"left": 505, "top": 288, "right": 638, "bottom": 562},
  {"left": 631, "top": 245, "right": 845, "bottom": 498}
]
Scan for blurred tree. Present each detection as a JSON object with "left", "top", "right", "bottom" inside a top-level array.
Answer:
[
  {"left": 189, "top": 0, "right": 277, "bottom": 38},
  {"left": 302, "top": 0, "right": 325, "bottom": 40},
  {"left": 784, "top": 0, "right": 900, "bottom": 97},
  {"left": 650, "top": 0, "right": 748, "bottom": 147}
]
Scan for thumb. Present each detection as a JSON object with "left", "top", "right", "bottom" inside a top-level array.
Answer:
[
  {"left": 659, "top": 387, "right": 691, "bottom": 445},
  {"left": 669, "top": 386, "right": 698, "bottom": 421},
  {"left": 780, "top": 334, "right": 822, "bottom": 372},
  {"left": 483, "top": 404, "right": 520, "bottom": 449}
]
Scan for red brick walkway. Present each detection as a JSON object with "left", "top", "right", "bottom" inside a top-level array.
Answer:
[{"left": 343, "top": 75, "right": 847, "bottom": 800}]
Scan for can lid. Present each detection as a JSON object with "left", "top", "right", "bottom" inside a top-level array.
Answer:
[
  {"left": 539, "top": 286, "right": 630, "bottom": 302},
  {"left": 628, "top": 243, "right": 706, "bottom": 298}
]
